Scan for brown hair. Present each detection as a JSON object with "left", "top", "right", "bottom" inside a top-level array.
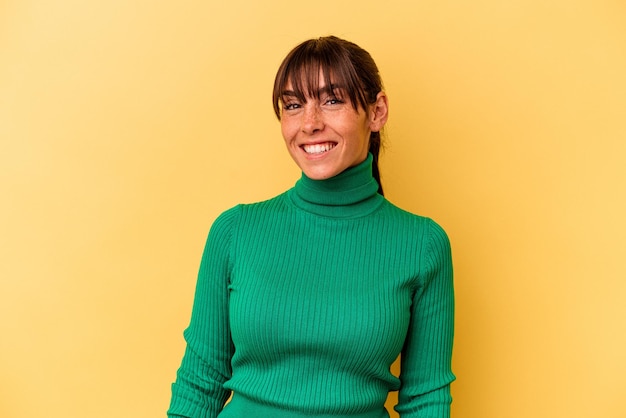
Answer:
[{"left": 272, "top": 36, "right": 386, "bottom": 195}]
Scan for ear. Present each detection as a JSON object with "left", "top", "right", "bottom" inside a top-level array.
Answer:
[{"left": 369, "top": 92, "right": 389, "bottom": 132}]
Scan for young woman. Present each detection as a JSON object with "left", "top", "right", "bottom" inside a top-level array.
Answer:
[{"left": 168, "top": 36, "right": 455, "bottom": 418}]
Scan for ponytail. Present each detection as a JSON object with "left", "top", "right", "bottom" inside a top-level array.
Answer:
[{"left": 369, "top": 131, "right": 384, "bottom": 196}]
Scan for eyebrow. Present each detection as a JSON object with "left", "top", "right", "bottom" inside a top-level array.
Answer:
[{"left": 281, "top": 84, "right": 344, "bottom": 98}]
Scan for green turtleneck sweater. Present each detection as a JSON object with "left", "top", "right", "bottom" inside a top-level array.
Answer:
[{"left": 168, "top": 155, "right": 455, "bottom": 418}]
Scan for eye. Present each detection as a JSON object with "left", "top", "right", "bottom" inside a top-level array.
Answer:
[
  {"left": 283, "top": 102, "right": 301, "bottom": 111},
  {"left": 325, "top": 96, "right": 343, "bottom": 105}
]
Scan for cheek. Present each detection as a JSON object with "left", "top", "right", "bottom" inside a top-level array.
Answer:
[
  {"left": 348, "top": 119, "right": 372, "bottom": 150},
  {"left": 280, "top": 119, "right": 296, "bottom": 141}
]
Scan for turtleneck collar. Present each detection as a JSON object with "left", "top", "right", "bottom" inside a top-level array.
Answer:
[{"left": 287, "top": 153, "right": 384, "bottom": 218}]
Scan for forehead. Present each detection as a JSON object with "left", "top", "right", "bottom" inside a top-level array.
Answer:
[
  {"left": 285, "top": 66, "right": 330, "bottom": 87},
  {"left": 283, "top": 68, "right": 343, "bottom": 99}
]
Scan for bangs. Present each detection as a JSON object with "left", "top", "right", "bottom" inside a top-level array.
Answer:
[{"left": 272, "top": 39, "right": 370, "bottom": 118}]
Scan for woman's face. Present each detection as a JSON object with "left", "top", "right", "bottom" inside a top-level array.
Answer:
[{"left": 279, "top": 74, "right": 387, "bottom": 180}]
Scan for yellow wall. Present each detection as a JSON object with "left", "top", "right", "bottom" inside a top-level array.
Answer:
[{"left": 1, "top": 1, "right": 625, "bottom": 417}]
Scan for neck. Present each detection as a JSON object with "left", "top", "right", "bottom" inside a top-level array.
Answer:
[{"left": 288, "top": 154, "right": 383, "bottom": 218}]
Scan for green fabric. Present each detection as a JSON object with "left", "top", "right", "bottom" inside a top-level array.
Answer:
[{"left": 168, "top": 154, "right": 455, "bottom": 418}]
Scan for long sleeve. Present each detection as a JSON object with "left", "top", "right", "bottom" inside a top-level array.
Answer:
[
  {"left": 167, "top": 207, "right": 239, "bottom": 418},
  {"left": 395, "top": 220, "right": 455, "bottom": 418}
]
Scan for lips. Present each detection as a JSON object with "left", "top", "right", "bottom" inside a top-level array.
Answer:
[{"left": 302, "top": 142, "right": 336, "bottom": 154}]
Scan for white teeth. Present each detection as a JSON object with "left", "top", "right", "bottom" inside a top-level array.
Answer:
[{"left": 303, "top": 143, "right": 336, "bottom": 154}]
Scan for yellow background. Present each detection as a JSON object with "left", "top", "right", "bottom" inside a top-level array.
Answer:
[{"left": 1, "top": 1, "right": 625, "bottom": 417}]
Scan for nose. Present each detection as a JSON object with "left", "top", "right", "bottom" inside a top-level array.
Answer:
[{"left": 301, "top": 103, "right": 323, "bottom": 134}]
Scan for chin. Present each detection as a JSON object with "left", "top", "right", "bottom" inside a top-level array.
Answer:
[{"left": 302, "top": 166, "right": 340, "bottom": 180}]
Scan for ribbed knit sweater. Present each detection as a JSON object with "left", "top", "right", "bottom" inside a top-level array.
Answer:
[{"left": 168, "top": 154, "right": 455, "bottom": 418}]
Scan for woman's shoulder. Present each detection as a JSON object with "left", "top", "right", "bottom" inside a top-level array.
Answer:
[
  {"left": 236, "top": 191, "right": 290, "bottom": 215},
  {"left": 380, "top": 199, "right": 439, "bottom": 225},
  {"left": 380, "top": 199, "right": 451, "bottom": 244},
  {"left": 211, "top": 192, "right": 290, "bottom": 225}
]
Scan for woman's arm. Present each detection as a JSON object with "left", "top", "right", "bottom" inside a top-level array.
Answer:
[
  {"left": 395, "top": 219, "right": 456, "bottom": 418},
  {"left": 167, "top": 207, "right": 239, "bottom": 418}
]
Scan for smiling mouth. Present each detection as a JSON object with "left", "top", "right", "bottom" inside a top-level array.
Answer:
[{"left": 302, "top": 142, "right": 336, "bottom": 154}]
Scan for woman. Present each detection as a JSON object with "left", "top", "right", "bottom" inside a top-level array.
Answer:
[{"left": 168, "top": 36, "right": 455, "bottom": 418}]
